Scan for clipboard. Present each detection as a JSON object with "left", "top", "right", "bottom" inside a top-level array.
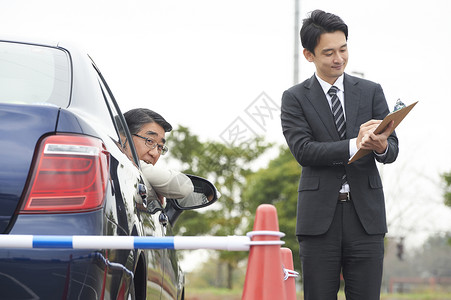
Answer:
[{"left": 348, "top": 101, "right": 418, "bottom": 164}]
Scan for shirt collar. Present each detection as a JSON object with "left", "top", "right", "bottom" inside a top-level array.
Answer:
[{"left": 315, "top": 73, "right": 345, "bottom": 95}]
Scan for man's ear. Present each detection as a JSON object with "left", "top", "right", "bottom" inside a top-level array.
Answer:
[{"left": 303, "top": 48, "right": 314, "bottom": 62}]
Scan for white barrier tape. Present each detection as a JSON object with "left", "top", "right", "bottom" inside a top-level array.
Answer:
[
  {"left": 174, "top": 236, "right": 251, "bottom": 251},
  {"left": 0, "top": 232, "right": 282, "bottom": 251},
  {"left": 0, "top": 235, "right": 174, "bottom": 250},
  {"left": 73, "top": 236, "right": 135, "bottom": 249},
  {"left": 0, "top": 234, "right": 33, "bottom": 248}
]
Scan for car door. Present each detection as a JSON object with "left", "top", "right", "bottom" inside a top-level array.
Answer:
[
  {"left": 160, "top": 223, "right": 183, "bottom": 300},
  {"left": 94, "top": 65, "right": 167, "bottom": 298}
]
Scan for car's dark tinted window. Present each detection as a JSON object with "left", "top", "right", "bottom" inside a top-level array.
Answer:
[{"left": 0, "top": 41, "right": 70, "bottom": 106}]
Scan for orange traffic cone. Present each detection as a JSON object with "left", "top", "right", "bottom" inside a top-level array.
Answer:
[
  {"left": 280, "top": 247, "right": 298, "bottom": 300},
  {"left": 242, "top": 204, "right": 287, "bottom": 300}
]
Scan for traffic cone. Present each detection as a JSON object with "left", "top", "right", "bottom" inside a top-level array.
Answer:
[
  {"left": 280, "top": 247, "right": 297, "bottom": 300},
  {"left": 242, "top": 204, "right": 287, "bottom": 300}
]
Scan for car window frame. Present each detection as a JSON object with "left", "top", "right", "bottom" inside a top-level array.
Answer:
[{"left": 90, "top": 58, "right": 140, "bottom": 167}]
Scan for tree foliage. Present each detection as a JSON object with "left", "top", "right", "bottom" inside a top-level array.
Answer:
[
  {"left": 441, "top": 171, "right": 451, "bottom": 246},
  {"left": 241, "top": 145, "right": 302, "bottom": 272},
  {"left": 443, "top": 172, "right": 451, "bottom": 208}
]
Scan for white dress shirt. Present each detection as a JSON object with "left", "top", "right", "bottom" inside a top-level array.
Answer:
[{"left": 141, "top": 160, "right": 194, "bottom": 199}]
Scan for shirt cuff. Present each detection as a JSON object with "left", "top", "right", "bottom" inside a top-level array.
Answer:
[
  {"left": 373, "top": 144, "right": 389, "bottom": 157},
  {"left": 349, "top": 138, "right": 358, "bottom": 158}
]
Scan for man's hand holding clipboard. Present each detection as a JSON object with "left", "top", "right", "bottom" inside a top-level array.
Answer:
[{"left": 348, "top": 101, "right": 419, "bottom": 164}]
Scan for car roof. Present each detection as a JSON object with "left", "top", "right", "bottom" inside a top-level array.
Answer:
[{"left": 0, "top": 34, "right": 91, "bottom": 58}]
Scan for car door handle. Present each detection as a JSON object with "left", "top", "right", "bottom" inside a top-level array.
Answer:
[
  {"left": 137, "top": 183, "right": 148, "bottom": 208},
  {"left": 159, "top": 213, "right": 168, "bottom": 227}
]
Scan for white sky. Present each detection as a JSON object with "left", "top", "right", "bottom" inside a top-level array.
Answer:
[{"left": 2, "top": 0, "right": 451, "bottom": 254}]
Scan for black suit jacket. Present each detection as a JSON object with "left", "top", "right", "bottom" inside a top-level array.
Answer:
[{"left": 281, "top": 73, "right": 398, "bottom": 236}]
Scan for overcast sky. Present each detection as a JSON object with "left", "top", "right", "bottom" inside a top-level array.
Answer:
[{"left": 2, "top": 0, "right": 451, "bottom": 253}]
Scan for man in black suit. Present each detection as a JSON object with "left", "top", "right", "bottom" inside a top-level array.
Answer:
[{"left": 281, "top": 10, "right": 399, "bottom": 300}]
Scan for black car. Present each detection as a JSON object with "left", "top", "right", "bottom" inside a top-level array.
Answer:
[{"left": 0, "top": 38, "right": 218, "bottom": 299}]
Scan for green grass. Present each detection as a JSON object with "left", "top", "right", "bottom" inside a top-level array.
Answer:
[
  {"left": 379, "top": 293, "right": 451, "bottom": 300},
  {"left": 185, "top": 289, "right": 451, "bottom": 300},
  {"left": 185, "top": 287, "right": 242, "bottom": 300}
]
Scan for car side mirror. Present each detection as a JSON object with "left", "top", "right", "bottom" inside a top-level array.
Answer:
[
  {"left": 165, "top": 175, "right": 219, "bottom": 225},
  {"left": 170, "top": 175, "right": 219, "bottom": 210}
]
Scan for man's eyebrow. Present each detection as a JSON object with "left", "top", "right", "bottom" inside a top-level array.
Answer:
[
  {"left": 322, "top": 43, "right": 347, "bottom": 53},
  {"left": 144, "top": 131, "right": 166, "bottom": 144}
]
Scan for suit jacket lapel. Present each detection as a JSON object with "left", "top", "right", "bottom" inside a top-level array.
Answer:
[
  {"left": 343, "top": 74, "right": 361, "bottom": 138},
  {"left": 304, "top": 75, "right": 340, "bottom": 140}
]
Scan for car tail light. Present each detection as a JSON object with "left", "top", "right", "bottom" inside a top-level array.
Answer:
[{"left": 20, "top": 134, "right": 110, "bottom": 214}]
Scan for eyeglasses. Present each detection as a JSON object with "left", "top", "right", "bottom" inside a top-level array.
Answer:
[{"left": 133, "top": 134, "right": 169, "bottom": 155}]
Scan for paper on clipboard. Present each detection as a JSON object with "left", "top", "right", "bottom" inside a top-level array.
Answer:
[{"left": 348, "top": 101, "right": 418, "bottom": 164}]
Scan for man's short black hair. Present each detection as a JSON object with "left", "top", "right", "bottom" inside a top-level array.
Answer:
[
  {"left": 300, "top": 9, "right": 348, "bottom": 54},
  {"left": 123, "top": 108, "right": 173, "bottom": 135}
]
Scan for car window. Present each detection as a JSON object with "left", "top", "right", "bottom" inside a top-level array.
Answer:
[{"left": 0, "top": 41, "right": 71, "bottom": 106}]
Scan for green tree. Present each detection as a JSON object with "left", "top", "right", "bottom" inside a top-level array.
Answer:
[
  {"left": 166, "top": 125, "right": 273, "bottom": 289},
  {"left": 241, "top": 145, "right": 302, "bottom": 273},
  {"left": 443, "top": 172, "right": 451, "bottom": 208},
  {"left": 442, "top": 172, "right": 451, "bottom": 246}
]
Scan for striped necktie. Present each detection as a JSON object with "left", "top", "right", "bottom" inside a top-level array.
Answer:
[
  {"left": 328, "top": 86, "right": 348, "bottom": 188},
  {"left": 328, "top": 86, "right": 346, "bottom": 140}
]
